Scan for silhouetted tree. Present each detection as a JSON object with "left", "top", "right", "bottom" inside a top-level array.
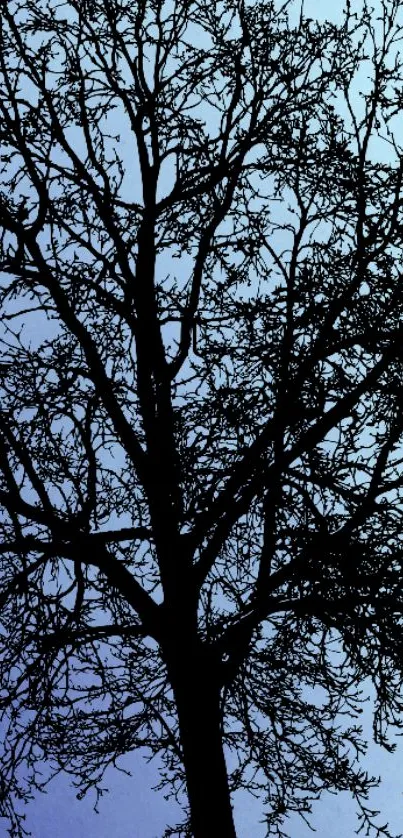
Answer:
[{"left": 1, "top": 0, "right": 403, "bottom": 835}]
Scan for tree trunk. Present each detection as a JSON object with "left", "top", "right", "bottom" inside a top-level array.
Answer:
[{"left": 168, "top": 652, "right": 237, "bottom": 838}]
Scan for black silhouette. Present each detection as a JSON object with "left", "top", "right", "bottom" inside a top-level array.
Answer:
[{"left": 1, "top": 2, "right": 403, "bottom": 837}]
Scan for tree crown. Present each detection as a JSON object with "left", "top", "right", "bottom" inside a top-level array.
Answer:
[{"left": 1, "top": 1, "right": 403, "bottom": 836}]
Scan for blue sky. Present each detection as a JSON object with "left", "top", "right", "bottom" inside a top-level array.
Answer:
[
  {"left": 17, "top": 701, "right": 403, "bottom": 837},
  {"left": 3, "top": 1, "right": 403, "bottom": 836}
]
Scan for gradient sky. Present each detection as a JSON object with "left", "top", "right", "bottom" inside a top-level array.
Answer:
[
  {"left": 3, "top": 1, "right": 403, "bottom": 836},
  {"left": 16, "top": 701, "right": 403, "bottom": 837}
]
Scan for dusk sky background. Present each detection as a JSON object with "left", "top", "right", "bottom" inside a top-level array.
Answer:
[{"left": 3, "top": 0, "right": 403, "bottom": 836}]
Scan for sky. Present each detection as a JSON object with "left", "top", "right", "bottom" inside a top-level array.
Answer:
[
  {"left": 3, "top": 0, "right": 403, "bottom": 836},
  {"left": 15, "top": 701, "right": 403, "bottom": 838}
]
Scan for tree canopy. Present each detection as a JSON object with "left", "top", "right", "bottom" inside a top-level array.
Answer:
[{"left": 1, "top": 0, "right": 403, "bottom": 835}]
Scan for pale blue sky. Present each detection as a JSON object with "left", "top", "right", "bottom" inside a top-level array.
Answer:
[
  {"left": 18, "top": 698, "right": 403, "bottom": 837},
  {"left": 4, "top": 1, "right": 403, "bottom": 836}
]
